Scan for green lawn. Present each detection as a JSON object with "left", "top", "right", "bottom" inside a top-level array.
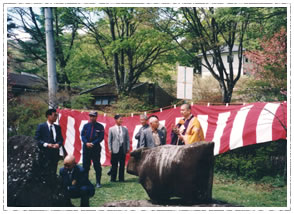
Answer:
[
  {"left": 69, "top": 166, "right": 149, "bottom": 206},
  {"left": 60, "top": 165, "right": 287, "bottom": 207},
  {"left": 212, "top": 173, "right": 287, "bottom": 207}
]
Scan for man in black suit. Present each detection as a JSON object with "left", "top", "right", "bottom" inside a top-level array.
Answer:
[
  {"left": 35, "top": 109, "right": 64, "bottom": 176},
  {"left": 59, "top": 155, "right": 95, "bottom": 207},
  {"left": 135, "top": 114, "right": 149, "bottom": 149}
]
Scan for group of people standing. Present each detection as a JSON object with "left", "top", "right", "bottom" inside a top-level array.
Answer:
[{"left": 34, "top": 103, "right": 204, "bottom": 206}]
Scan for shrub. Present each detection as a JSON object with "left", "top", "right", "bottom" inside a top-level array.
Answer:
[
  {"left": 68, "top": 93, "right": 94, "bottom": 109},
  {"left": 106, "top": 95, "right": 155, "bottom": 114},
  {"left": 193, "top": 75, "right": 223, "bottom": 103},
  {"left": 8, "top": 95, "right": 48, "bottom": 137},
  {"left": 214, "top": 140, "right": 287, "bottom": 183}
]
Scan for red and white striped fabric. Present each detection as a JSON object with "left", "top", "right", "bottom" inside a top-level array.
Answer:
[{"left": 57, "top": 102, "right": 287, "bottom": 166}]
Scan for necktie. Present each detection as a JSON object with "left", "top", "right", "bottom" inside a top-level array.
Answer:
[
  {"left": 50, "top": 125, "right": 54, "bottom": 143},
  {"left": 68, "top": 171, "right": 73, "bottom": 182},
  {"left": 119, "top": 126, "right": 122, "bottom": 145},
  {"left": 90, "top": 124, "right": 94, "bottom": 141}
]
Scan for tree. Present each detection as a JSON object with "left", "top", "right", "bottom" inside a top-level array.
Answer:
[
  {"left": 243, "top": 27, "right": 287, "bottom": 101},
  {"left": 154, "top": 7, "right": 253, "bottom": 103},
  {"left": 64, "top": 35, "right": 113, "bottom": 89},
  {"left": 73, "top": 7, "right": 175, "bottom": 94},
  {"left": 243, "top": 7, "right": 287, "bottom": 50},
  {"left": 8, "top": 7, "right": 79, "bottom": 90}
]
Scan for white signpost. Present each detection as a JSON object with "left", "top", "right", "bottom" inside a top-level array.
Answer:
[{"left": 177, "top": 66, "right": 193, "bottom": 100}]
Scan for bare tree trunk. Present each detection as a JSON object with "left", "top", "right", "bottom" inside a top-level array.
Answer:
[{"left": 45, "top": 8, "right": 58, "bottom": 109}]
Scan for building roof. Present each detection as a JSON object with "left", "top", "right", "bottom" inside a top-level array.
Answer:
[
  {"left": 79, "top": 83, "right": 111, "bottom": 95},
  {"left": 8, "top": 72, "right": 47, "bottom": 90},
  {"left": 198, "top": 45, "right": 245, "bottom": 56},
  {"left": 79, "top": 82, "right": 148, "bottom": 96}
]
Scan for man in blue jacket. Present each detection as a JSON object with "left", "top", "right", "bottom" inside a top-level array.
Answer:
[
  {"left": 59, "top": 155, "right": 95, "bottom": 207},
  {"left": 35, "top": 108, "right": 64, "bottom": 176},
  {"left": 81, "top": 111, "right": 104, "bottom": 188}
]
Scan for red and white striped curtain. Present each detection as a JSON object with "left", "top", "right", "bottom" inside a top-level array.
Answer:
[{"left": 57, "top": 102, "right": 287, "bottom": 166}]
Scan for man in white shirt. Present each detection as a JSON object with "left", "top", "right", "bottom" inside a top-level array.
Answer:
[
  {"left": 139, "top": 116, "right": 166, "bottom": 148},
  {"left": 35, "top": 109, "right": 64, "bottom": 176},
  {"left": 108, "top": 114, "right": 130, "bottom": 182}
]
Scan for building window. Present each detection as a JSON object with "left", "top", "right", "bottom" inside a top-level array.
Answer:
[
  {"left": 102, "top": 98, "right": 108, "bottom": 105},
  {"left": 95, "top": 99, "right": 102, "bottom": 105},
  {"left": 95, "top": 97, "right": 112, "bottom": 105},
  {"left": 227, "top": 55, "right": 233, "bottom": 63}
]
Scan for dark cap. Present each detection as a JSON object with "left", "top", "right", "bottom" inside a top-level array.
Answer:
[
  {"left": 89, "top": 111, "right": 98, "bottom": 117},
  {"left": 114, "top": 114, "right": 121, "bottom": 120}
]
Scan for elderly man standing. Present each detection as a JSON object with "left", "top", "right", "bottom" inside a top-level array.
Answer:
[
  {"left": 81, "top": 111, "right": 104, "bottom": 188},
  {"left": 135, "top": 114, "right": 149, "bottom": 149},
  {"left": 139, "top": 116, "right": 166, "bottom": 148},
  {"left": 59, "top": 155, "right": 95, "bottom": 207},
  {"left": 171, "top": 103, "right": 204, "bottom": 145},
  {"left": 148, "top": 115, "right": 167, "bottom": 145},
  {"left": 108, "top": 114, "right": 130, "bottom": 182}
]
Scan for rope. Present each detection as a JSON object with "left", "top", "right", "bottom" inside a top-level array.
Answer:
[{"left": 58, "top": 100, "right": 286, "bottom": 117}]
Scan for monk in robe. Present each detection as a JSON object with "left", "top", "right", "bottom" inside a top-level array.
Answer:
[{"left": 171, "top": 103, "right": 204, "bottom": 145}]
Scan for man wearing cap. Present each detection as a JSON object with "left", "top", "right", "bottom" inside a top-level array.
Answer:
[
  {"left": 135, "top": 114, "right": 149, "bottom": 149},
  {"left": 108, "top": 114, "right": 130, "bottom": 182},
  {"left": 35, "top": 108, "right": 64, "bottom": 176},
  {"left": 81, "top": 111, "right": 104, "bottom": 188}
]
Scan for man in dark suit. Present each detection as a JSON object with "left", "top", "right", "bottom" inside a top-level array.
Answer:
[
  {"left": 149, "top": 115, "right": 167, "bottom": 144},
  {"left": 35, "top": 108, "right": 64, "bottom": 176},
  {"left": 140, "top": 116, "right": 166, "bottom": 148},
  {"left": 108, "top": 114, "right": 130, "bottom": 182},
  {"left": 59, "top": 155, "right": 95, "bottom": 207},
  {"left": 81, "top": 111, "right": 104, "bottom": 188},
  {"left": 135, "top": 114, "right": 149, "bottom": 149}
]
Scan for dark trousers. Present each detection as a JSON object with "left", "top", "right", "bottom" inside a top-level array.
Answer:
[
  {"left": 66, "top": 184, "right": 95, "bottom": 207},
  {"left": 83, "top": 146, "right": 102, "bottom": 184},
  {"left": 111, "top": 146, "right": 126, "bottom": 181},
  {"left": 39, "top": 148, "right": 59, "bottom": 177}
]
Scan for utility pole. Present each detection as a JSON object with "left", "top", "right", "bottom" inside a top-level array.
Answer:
[{"left": 45, "top": 7, "right": 58, "bottom": 109}]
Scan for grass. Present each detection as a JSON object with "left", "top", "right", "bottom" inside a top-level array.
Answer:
[
  {"left": 58, "top": 164, "right": 287, "bottom": 207},
  {"left": 69, "top": 166, "right": 149, "bottom": 207},
  {"left": 212, "top": 172, "right": 287, "bottom": 207}
]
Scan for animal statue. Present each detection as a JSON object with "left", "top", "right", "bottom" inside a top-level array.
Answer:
[{"left": 127, "top": 142, "right": 215, "bottom": 203}]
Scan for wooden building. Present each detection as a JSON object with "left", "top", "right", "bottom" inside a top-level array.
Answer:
[{"left": 80, "top": 82, "right": 175, "bottom": 108}]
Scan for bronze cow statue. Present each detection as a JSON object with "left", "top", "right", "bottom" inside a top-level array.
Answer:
[{"left": 127, "top": 142, "right": 215, "bottom": 203}]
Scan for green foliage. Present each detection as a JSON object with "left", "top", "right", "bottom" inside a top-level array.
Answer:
[
  {"left": 8, "top": 7, "right": 80, "bottom": 88},
  {"left": 215, "top": 140, "right": 287, "bottom": 182},
  {"left": 74, "top": 7, "right": 176, "bottom": 95},
  {"left": 69, "top": 94, "right": 95, "bottom": 109},
  {"left": 8, "top": 7, "right": 287, "bottom": 101},
  {"left": 7, "top": 96, "right": 48, "bottom": 138},
  {"left": 236, "top": 76, "right": 286, "bottom": 102},
  {"left": 64, "top": 35, "right": 112, "bottom": 89},
  {"left": 109, "top": 95, "right": 155, "bottom": 114},
  {"left": 244, "top": 7, "right": 287, "bottom": 50}
]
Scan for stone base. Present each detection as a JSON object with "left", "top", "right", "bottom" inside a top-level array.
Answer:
[
  {"left": 7, "top": 135, "right": 68, "bottom": 207},
  {"left": 103, "top": 199, "right": 241, "bottom": 207}
]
